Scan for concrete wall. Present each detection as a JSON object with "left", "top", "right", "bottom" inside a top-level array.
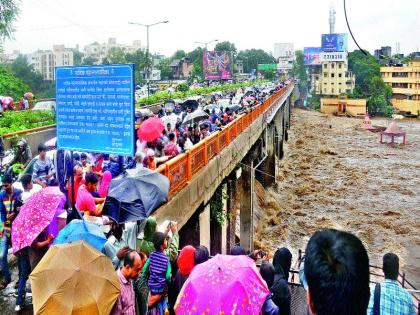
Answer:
[
  {"left": 321, "top": 98, "right": 366, "bottom": 116},
  {"left": 154, "top": 91, "right": 294, "bottom": 230},
  {"left": 3, "top": 127, "right": 56, "bottom": 152}
]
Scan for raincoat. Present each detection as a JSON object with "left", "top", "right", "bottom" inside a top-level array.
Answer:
[{"left": 137, "top": 217, "right": 179, "bottom": 262}]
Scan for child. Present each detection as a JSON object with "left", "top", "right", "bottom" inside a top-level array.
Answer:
[{"left": 143, "top": 232, "right": 171, "bottom": 314}]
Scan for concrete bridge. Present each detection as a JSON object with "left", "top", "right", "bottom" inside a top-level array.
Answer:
[{"left": 154, "top": 83, "right": 296, "bottom": 254}]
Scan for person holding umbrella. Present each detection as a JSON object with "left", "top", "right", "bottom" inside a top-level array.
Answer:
[{"left": 0, "top": 175, "right": 22, "bottom": 290}]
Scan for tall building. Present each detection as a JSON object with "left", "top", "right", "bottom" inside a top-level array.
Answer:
[
  {"left": 312, "top": 8, "right": 355, "bottom": 97},
  {"left": 380, "top": 59, "right": 420, "bottom": 116},
  {"left": 319, "top": 54, "right": 355, "bottom": 95},
  {"left": 329, "top": 5, "right": 336, "bottom": 34},
  {"left": 374, "top": 46, "right": 392, "bottom": 61},
  {"left": 27, "top": 45, "right": 74, "bottom": 81},
  {"left": 273, "top": 43, "right": 294, "bottom": 74},
  {"left": 83, "top": 38, "right": 143, "bottom": 63}
]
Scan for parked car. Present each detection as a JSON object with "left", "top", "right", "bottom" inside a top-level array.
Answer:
[{"left": 32, "top": 99, "right": 56, "bottom": 112}]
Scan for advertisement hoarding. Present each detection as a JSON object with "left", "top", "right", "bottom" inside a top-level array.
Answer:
[
  {"left": 321, "top": 33, "right": 348, "bottom": 52},
  {"left": 56, "top": 64, "right": 135, "bottom": 156},
  {"left": 319, "top": 51, "right": 347, "bottom": 62},
  {"left": 257, "top": 64, "right": 277, "bottom": 71},
  {"left": 303, "top": 47, "right": 322, "bottom": 65},
  {"left": 203, "top": 50, "right": 233, "bottom": 80}
]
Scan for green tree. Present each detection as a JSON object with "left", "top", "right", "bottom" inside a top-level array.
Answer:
[
  {"left": 348, "top": 50, "right": 380, "bottom": 95},
  {"left": 0, "top": 66, "right": 30, "bottom": 99},
  {"left": 292, "top": 50, "right": 308, "bottom": 90},
  {"left": 348, "top": 50, "right": 393, "bottom": 116},
  {"left": 215, "top": 41, "right": 237, "bottom": 56},
  {"left": 187, "top": 47, "right": 204, "bottom": 80},
  {"left": 264, "top": 70, "right": 276, "bottom": 81},
  {"left": 367, "top": 76, "right": 393, "bottom": 116},
  {"left": 81, "top": 56, "right": 98, "bottom": 65},
  {"left": 171, "top": 50, "right": 186, "bottom": 60},
  {"left": 157, "top": 58, "right": 173, "bottom": 80},
  {"left": 237, "top": 49, "right": 276, "bottom": 73},
  {"left": 72, "top": 49, "right": 83, "bottom": 66},
  {"left": 107, "top": 47, "right": 127, "bottom": 64},
  {"left": 7, "top": 55, "right": 55, "bottom": 98},
  {"left": 0, "top": 0, "right": 20, "bottom": 48}
]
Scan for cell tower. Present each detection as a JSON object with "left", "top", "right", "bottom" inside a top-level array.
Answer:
[{"left": 329, "top": 5, "right": 336, "bottom": 34}]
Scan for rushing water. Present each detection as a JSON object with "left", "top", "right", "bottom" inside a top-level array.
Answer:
[{"left": 255, "top": 109, "right": 420, "bottom": 288}]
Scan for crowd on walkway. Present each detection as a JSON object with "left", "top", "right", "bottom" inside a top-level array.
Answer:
[{"left": 0, "top": 79, "right": 416, "bottom": 314}]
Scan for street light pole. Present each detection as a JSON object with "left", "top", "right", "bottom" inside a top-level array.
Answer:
[
  {"left": 129, "top": 20, "right": 169, "bottom": 99},
  {"left": 194, "top": 39, "right": 219, "bottom": 51}
]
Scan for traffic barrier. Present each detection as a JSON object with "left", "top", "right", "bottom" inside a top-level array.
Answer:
[{"left": 160, "top": 83, "right": 294, "bottom": 198}]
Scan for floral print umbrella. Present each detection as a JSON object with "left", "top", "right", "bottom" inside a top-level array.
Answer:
[
  {"left": 175, "top": 254, "right": 269, "bottom": 315},
  {"left": 12, "top": 187, "right": 66, "bottom": 254}
]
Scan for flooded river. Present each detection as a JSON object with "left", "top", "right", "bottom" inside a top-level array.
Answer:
[{"left": 255, "top": 109, "right": 420, "bottom": 287}]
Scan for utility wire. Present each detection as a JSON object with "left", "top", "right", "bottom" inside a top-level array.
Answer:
[{"left": 343, "top": 0, "right": 368, "bottom": 55}]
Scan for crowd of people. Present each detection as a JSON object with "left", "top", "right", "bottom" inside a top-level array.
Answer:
[
  {"left": 134, "top": 82, "right": 288, "bottom": 171},
  {"left": 0, "top": 79, "right": 416, "bottom": 314}
]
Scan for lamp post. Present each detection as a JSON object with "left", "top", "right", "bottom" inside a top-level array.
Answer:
[
  {"left": 194, "top": 39, "right": 218, "bottom": 51},
  {"left": 129, "top": 20, "right": 169, "bottom": 98}
]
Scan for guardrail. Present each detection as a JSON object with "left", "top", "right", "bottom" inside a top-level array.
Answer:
[{"left": 157, "top": 83, "right": 294, "bottom": 197}]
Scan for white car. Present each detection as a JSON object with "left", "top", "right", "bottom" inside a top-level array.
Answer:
[{"left": 32, "top": 100, "right": 56, "bottom": 112}]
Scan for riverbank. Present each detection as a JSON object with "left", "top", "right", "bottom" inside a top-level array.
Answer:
[{"left": 255, "top": 108, "right": 420, "bottom": 287}]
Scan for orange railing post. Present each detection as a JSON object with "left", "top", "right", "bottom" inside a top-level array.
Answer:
[{"left": 157, "top": 84, "right": 293, "bottom": 199}]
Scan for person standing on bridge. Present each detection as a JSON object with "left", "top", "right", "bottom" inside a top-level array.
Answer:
[{"left": 367, "top": 253, "right": 415, "bottom": 315}]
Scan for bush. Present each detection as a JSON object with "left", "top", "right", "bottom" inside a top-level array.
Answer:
[
  {"left": 0, "top": 67, "right": 30, "bottom": 100},
  {"left": 0, "top": 110, "right": 54, "bottom": 135}
]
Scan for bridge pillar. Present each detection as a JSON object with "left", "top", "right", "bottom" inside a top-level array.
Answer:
[
  {"left": 258, "top": 123, "right": 276, "bottom": 186},
  {"left": 240, "top": 159, "right": 253, "bottom": 251},
  {"left": 226, "top": 178, "right": 238, "bottom": 253},
  {"left": 199, "top": 204, "right": 211, "bottom": 250}
]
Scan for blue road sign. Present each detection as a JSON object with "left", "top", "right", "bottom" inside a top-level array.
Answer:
[{"left": 56, "top": 64, "right": 135, "bottom": 156}]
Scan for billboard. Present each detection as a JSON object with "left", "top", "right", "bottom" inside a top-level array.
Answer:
[
  {"left": 321, "top": 33, "right": 348, "bottom": 52},
  {"left": 319, "top": 51, "right": 347, "bottom": 62},
  {"left": 56, "top": 64, "right": 135, "bottom": 156},
  {"left": 257, "top": 64, "right": 277, "bottom": 71},
  {"left": 203, "top": 50, "right": 233, "bottom": 80},
  {"left": 303, "top": 47, "right": 322, "bottom": 65}
]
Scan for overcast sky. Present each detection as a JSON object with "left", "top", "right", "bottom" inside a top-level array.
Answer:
[{"left": 4, "top": 0, "right": 420, "bottom": 56}]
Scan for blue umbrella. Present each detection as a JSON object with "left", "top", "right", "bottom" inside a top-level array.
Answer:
[{"left": 54, "top": 219, "right": 107, "bottom": 252}]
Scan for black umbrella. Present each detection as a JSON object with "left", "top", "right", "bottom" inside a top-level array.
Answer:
[
  {"left": 226, "top": 104, "right": 241, "bottom": 112},
  {"left": 181, "top": 99, "right": 199, "bottom": 111},
  {"left": 102, "top": 168, "right": 170, "bottom": 224},
  {"left": 182, "top": 109, "right": 210, "bottom": 125}
]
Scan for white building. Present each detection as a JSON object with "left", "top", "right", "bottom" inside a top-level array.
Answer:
[
  {"left": 27, "top": 45, "right": 74, "bottom": 81},
  {"left": 83, "top": 38, "right": 144, "bottom": 63},
  {"left": 0, "top": 50, "right": 21, "bottom": 63},
  {"left": 274, "top": 43, "right": 295, "bottom": 73}
]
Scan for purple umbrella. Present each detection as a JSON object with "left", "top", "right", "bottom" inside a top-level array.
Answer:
[
  {"left": 12, "top": 187, "right": 66, "bottom": 254},
  {"left": 175, "top": 254, "right": 269, "bottom": 314}
]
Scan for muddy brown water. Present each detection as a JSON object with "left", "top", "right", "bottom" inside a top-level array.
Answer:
[{"left": 255, "top": 109, "right": 420, "bottom": 288}]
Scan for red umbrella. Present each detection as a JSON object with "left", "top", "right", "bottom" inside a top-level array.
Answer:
[{"left": 137, "top": 117, "right": 164, "bottom": 142}]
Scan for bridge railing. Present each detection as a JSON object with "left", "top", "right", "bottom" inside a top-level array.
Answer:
[{"left": 158, "top": 83, "right": 294, "bottom": 198}]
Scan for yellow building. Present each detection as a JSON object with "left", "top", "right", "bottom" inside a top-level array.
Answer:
[
  {"left": 381, "top": 59, "right": 420, "bottom": 116},
  {"left": 320, "top": 97, "right": 366, "bottom": 117},
  {"left": 318, "top": 60, "right": 355, "bottom": 96}
]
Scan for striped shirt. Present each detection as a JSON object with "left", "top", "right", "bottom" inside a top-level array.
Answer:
[
  {"left": 0, "top": 189, "right": 22, "bottom": 238},
  {"left": 148, "top": 251, "right": 170, "bottom": 294}
]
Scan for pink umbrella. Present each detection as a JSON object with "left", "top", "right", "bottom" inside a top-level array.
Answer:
[
  {"left": 24, "top": 92, "right": 34, "bottom": 98},
  {"left": 12, "top": 187, "right": 66, "bottom": 254},
  {"left": 2, "top": 96, "right": 13, "bottom": 105},
  {"left": 175, "top": 254, "right": 269, "bottom": 315},
  {"left": 137, "top": 117, "right": 164, "bottom": 142}
]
